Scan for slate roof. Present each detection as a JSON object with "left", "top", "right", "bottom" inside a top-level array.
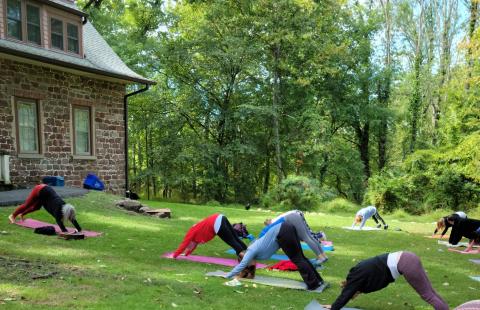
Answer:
[{"left": 0, "top": 2, "right": 154, "bottom": 85}]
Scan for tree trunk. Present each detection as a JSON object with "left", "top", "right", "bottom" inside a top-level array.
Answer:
[
  {"left": 272, "top": 43, "right": 285, "bottom": 182},
  {"left": 377, "top": 0, "right": 392, "bottom": 171},
  {"left": 466, "top": 0, "right": 478, "bottom": 90}
]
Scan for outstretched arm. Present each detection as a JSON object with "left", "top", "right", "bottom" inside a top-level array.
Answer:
[
  {"left": 173, "top": 229, "right": 195, "bottom": 258},
  {"left": 71, "top": 219, "right": 82, "bottom": 232}
]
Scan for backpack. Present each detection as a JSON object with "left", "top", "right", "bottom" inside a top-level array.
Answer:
[
  {"left": 232, "top": 223, "right": 249, "bottom": 239},
  {"left": 83, "top": 173, "right": 105, "bottom": 191},
  {"left": 34, "top": 226, "right": 56, "bottom": 235}
]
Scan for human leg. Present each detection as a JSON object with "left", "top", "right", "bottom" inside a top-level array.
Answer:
[
  {"left": 10, "top": 184, "right": 46, "bottom": 222},
  {"left": 397, "top": 252, "right": 448, "bottom": 310},
  {"left": 277, "top": 222, "right": 323, "bottom": 290},
  {"left": 285, "top": 212, "right": 326, "bottom": 260},
  {"left": 217, "top": 217, "right": 247, "bottom": 255}
]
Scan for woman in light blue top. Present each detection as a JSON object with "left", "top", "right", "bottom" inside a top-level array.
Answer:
[
  {"left": 352, "top": 206, "right": 388, "bottom": 230},
  {"left": 226, "top": 222, "right": 325, "bottom": 290}
]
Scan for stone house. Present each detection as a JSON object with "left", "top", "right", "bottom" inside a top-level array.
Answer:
[{"left": 0, "top": 0, "right": 154, "bottom": 194}]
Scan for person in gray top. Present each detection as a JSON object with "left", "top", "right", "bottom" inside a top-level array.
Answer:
[
  {"left": 226, "top": 221, "right": 325, "bottom": 290},
  {"left": 352, "top": 205, "right": 388, "bottom": 230}
]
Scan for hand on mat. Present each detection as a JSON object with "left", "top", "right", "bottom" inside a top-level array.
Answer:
[
  {"left": 8, "top": 214, "right": 15, "bottom": 224},
  {"left": 322, "top": 305, "right": 332, "bottom": 309}
]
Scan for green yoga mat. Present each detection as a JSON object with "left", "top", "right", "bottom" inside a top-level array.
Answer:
[{"left": 206, "top": 270, "right": 329, "bottom": 293}]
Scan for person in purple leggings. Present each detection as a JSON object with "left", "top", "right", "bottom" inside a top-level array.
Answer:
[{"left": 326, "top": 251, "right": 448, "bottom": 310}]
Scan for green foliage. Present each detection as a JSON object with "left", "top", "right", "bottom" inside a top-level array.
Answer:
[
  {"left": 367, "top": 136, "right": 480, "bottom": 213},
  {"left": 260, "top": 175, "right": 320, "bottom": 211}
]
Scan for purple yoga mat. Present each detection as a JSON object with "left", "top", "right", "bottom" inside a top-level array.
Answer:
[
  {"left": 162, "top": 252, "right": 267, "bottom": 268},
  {"left": 15, "top": 218, "right": 102, "bottom": 237}
]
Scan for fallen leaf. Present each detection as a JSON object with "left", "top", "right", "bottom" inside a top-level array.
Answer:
[
  {"left": 234, "top": 290, "right": 244, "bottom": 294},
  {"left": 172, "top": 302, "right": 178, "bottom": 307}
]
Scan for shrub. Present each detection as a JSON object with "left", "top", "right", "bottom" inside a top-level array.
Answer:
[{"left": 260, "top": 175, "right": 320, "bottom": 211}]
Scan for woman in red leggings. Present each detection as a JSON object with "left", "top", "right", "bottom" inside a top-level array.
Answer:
[{"left": 8, "top": 184, "right": 81, "bottom": 233}]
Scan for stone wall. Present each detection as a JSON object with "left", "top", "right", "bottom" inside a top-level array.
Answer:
[{"left": 0, "top": 57, "right": 126, "bottom": 195}]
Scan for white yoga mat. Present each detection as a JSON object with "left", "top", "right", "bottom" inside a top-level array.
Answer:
[
  {"left": 206, "top": 270, "right": 329, "bottom": 293},
  {"left": 343, "top": 226, "right": 381, "bottom": 231},
  {"left": 438, "top": 240, "right": 480, "bottom": 248},
  {"left": 304, "top": 299, "right": 362, "bottom": 310}
]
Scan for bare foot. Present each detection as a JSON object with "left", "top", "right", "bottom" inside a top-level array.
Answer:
[{"left": 8, "top": 214, "right": 15, "bottom": 224}]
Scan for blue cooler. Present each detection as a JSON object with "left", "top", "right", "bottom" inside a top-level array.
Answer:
[{"left": 42, "top": 176, "right": 65, "bottom": 186}]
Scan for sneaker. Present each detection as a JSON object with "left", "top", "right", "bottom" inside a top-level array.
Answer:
[
  {"left": 384, "top": 225, "right": 389, "bottom": 230},
  {"left": 376, "top": 224, "right": 382, "bottom": 228}
]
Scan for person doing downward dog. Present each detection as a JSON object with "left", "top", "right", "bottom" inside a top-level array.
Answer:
[
  {"left": 433, "top": 211, "right": 467, "bottom": 238},
  {"left": 328, "top": 252, "right": 448, "bottom": 310},
  {"left": 352, "top": 205, "right": 388, "bottom": 230},
  {"left": 261, "top": 210, "right": 328, "bottom": 264},
  {"left": 173, "top": 214, "right": 247, "bottom": 258},
  {"left": 226, "top": 221, "right": 326, "bottom": 291},
  {"left": 8, "top": 184, "right": 81, "bottom": 233}
]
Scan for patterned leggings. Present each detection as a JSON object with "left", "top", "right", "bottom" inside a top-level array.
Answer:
[{"left": 284, "top": 211, "right": 324, "bottom": 255}]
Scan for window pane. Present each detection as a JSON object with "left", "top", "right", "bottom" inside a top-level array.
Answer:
[
  {"left": 27, "top": 24, "right": 41, "bottom": 44},
  {"left": 68, "top": 38, "right": 79, "bottom": 53},
  {"left": 51, "top": 18, "right": 64, "bottom": 50},
  {"left": 17, "top": 102, "right": 38, "bottom": 153},
  {"left": 27, "top": 5, "right": 40, "bottom": 25},
  {"left": 74, "top": 108, "right": 90, "bottom": 154},
  {"left": 7, "top": 0, "right": 22, "bottom": 40},
  {"left": 67, "top": 24, "right": 78, "bottom": 39}
]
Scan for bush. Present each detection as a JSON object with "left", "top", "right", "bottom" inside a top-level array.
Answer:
[
  {"left": 322, "top": 198, "right": 359, "bottom": 214},
  {"left": 260, "top": 176, "right": 320, "bottom": 211},
  {"left": 366, "top": 138, "right": 480, "bottom": 214}
]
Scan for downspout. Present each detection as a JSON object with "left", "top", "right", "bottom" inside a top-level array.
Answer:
[{"left": 124, "top": 84, "right": 149, "bottom": 197}]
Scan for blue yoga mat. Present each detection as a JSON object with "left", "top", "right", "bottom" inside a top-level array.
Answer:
[{"left": 301, "top": 242, "right": 334, "bottom": 252}]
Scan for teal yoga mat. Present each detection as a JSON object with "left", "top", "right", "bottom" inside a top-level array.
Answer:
[{"left": 206, "top": 270, "right": 329, "bottom": 293}]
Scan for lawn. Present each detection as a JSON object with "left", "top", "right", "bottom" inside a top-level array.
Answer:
[{"left": 0, "top": 191, "right": 479, "bottom": 309}]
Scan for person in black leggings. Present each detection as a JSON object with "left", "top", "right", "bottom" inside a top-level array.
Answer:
[
  {"left": 226, "top": 221, "right": 325, "bottom": 290},
  {"left": 217, "top": 216, "right": 248, "bottom": 256}
]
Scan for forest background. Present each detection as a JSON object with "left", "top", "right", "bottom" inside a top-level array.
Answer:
[{"left": 80, "top": 0, "right": 480, "bottom": 214}]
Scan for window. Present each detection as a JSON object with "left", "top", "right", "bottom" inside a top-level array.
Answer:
[
  {"left": 50, "top": 18, "right": 63, "bottom": 50},
  {"left": 73, "top": 106, "right": 92, "bottom": 155},
  {"left": 67, "top": 23, "right": 79, "bottom": 53},
  {"left": 6, "top": 0, "right": 22, "bottom": 40},
  {"left": 49, "top": 17, "right": 80, "bottom": 54},
  {"left": 26, "top": 4, "right": 41, "bottom": 44},
  {"left": 15, "top": 99, "right": 40, "bottom": 154}
]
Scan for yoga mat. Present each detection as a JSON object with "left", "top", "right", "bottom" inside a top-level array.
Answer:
[
  {"left": 469, "top": 276, "right": 480, "bottom": 282},
  {"left": 162, "top": 252, "right": 267, "bottom": 268},
  {"left": 225, "top": 249, "right": 290, "bottom": 261},
  {"left": 469, "top": 259, "right": 480, "bottom": 265},
  {"left": 343, "top": 226, "right": 381, "bottom": 231},
  {"left": 206, "top": 270, "right": 329, "bottom": 293},
  {"left": 448, "top": 248, "right": 480, "bottom": 254},
  {"left": 304, "top": 299, "right": 361, "bottom": 310},
  {"left": 455, "top": 300, "right": 480, "bottom": 310},
  {"left": 438, "top": 241, "right": 480, "bottom": 248},
  {"left": 302, "top": 242, "right": 334, "bottom": 252},
  {"left": 15, "top": 219, "right": 102, "bottom": 237},
  {"left": 425, "top": 235, "right": 449, "bottom": 239}
]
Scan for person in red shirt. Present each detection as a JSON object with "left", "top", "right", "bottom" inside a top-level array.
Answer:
[{"left": 173, "top": 214, "right": 247, "bottom": 258}]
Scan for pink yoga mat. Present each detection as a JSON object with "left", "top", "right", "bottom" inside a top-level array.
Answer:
[
  {"left": 15, "top": 219, "right": 102, "bottom": 237},
  {"left": 162, "top": 252, "right": 267, "bottom": 268},
  {"left": 448, "top": 248, "right": 480, "bottom": 254}
]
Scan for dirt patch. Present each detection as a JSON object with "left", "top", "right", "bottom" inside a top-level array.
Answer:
[{"left": 0, "top": 255, "right": 81, "bottom": 282}]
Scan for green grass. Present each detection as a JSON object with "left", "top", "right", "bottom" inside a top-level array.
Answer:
[{"left": 0, "top": 192, "right": 478, "bottom": 309}]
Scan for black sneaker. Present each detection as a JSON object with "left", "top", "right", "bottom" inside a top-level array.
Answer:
[{"left": 384, "top": 225, "right": 389, "bottom": 230}]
